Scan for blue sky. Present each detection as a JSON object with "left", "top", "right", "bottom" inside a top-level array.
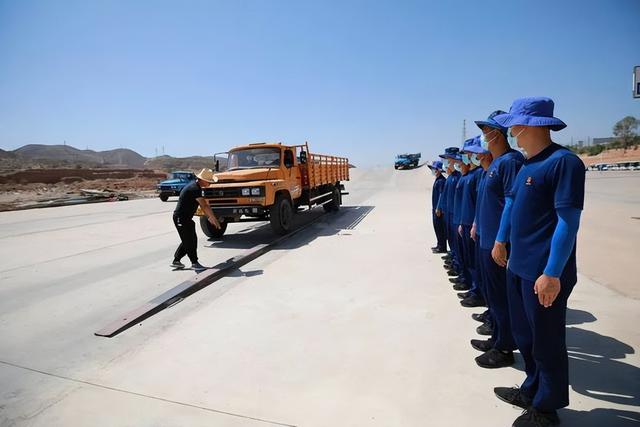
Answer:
[{"left": 1, "top": 0, "right": 639, "bottom": 166}]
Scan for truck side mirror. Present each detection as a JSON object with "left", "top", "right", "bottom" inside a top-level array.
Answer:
[
  {"left": 284, "top": 150, "right": 294, "bottom": 168},
  {"left": 299, "top": 151, "right": 307, "bottom": 164}
]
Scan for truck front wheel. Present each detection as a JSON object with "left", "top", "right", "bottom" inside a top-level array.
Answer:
[
  {"left": 159, "top": 194, "right": 169, "bottom": 202},
  {"left": 200, "top": 216, "right": 228, "bottom": 239},
  {"left": 270, "top": 195, "right": 293, "bottom": 235}
]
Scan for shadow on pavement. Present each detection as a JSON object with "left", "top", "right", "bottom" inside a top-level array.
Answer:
[
  {"left": 567, "top": 326, "right": 639, "bottom": 407},
  {"left": 559, "top": 408, "right": 640, "bottom": 427},
  {"left": 566, "top": 307, "right": 597, "bottom": 325},
  {"left": 205, "top": 206, "right": 375, "bottom": 251}
]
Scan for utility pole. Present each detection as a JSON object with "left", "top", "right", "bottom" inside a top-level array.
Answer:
[{"left": 462, "top": 119, "right": 466, "bottom": 144}]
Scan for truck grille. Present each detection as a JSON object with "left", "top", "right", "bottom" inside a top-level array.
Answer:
[{"left": 202, "top": 188, "right": 243, "bottom": 198}]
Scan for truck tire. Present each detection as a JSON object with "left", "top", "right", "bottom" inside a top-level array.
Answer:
[
  {"left": 270, "top": 195, "right": 293, "bottom": 235},
  {"left": 323, "top": 186, "right": 341, "bottom": 213},
  {"left": 200, "top": 216, "right": 228, "bottom": 239},
  {"left": 159, "top": 194, "right": 169, "bottom": 202}
]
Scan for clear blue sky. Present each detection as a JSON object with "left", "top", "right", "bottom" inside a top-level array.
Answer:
[{"left": 1, "top": 0, "right": 639, "bottom": 166}]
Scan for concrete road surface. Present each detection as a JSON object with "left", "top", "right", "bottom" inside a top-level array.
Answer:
[{"left": 0, "top": 167, "right": 638, "bottom": 427}]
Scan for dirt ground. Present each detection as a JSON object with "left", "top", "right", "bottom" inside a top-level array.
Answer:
[{"left": 0, "top": 168, "right": 166, "bottom": 211}]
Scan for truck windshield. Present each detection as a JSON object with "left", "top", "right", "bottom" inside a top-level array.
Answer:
[
  {"left": 170, "top": 173, "right": 195, "bottom": 180},
  {"left": 228, "top": 148, "right": 281, "bottom": 170}
]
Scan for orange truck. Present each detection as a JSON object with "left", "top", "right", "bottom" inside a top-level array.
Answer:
[{"left": 196, "top": 142, "right": 349, "bottom": 237}]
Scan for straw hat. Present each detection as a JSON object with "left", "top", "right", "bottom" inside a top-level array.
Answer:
[{"left": 195, "top": 168, "right": 215, "bottom": 183}]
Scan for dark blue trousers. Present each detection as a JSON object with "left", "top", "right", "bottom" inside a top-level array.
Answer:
[
  {"left": 507, "top": 270, "right": 576, "bottom": 412},
  {"left": 432, "top": 210, "right": 447, "bottom": 251},
  {"left": 447, "top": 214, "right": 462, "bottom": 270},
  {"left": 472, "top": 234, "right": 487, "bottom": 303},
  {"left": 480, "top": 248, "right": 516, "bottom": 351},
  {"left": 460, "top": 225, "right": 475, "bottom": 290}
]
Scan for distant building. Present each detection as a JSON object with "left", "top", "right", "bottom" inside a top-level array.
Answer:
[{"left": 592, "top": 137, "right": 617, "bottom": 146}]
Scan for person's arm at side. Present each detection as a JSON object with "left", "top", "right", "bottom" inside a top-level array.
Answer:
[
  {"left": 197, "top": 197, "right": 221, "bottom": 229},
  {"left": 534, "top": 207, "right": 581, "bottom": 307},
  {"left": 491, "top": 196, "right": 513, "bottom": 267}
]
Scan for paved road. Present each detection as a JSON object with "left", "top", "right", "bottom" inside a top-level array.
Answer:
[{"left": 0, "top": 167, "right": 638, "bottom": 426}]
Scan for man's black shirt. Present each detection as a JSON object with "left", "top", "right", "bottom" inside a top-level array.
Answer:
[{"left": 174, "top": 181, "right": 202, "bottom": 219}]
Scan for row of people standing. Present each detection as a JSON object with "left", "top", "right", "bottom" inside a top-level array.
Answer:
[{"left": 428, "top": 97, "right": 586, "bottom": 427}]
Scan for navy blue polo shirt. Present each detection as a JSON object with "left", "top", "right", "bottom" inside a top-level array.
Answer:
[
  {"left": 453, "top": 172, "right": 466, "bottom": 225},
  {"left": 508, "top": 143, "right": 585, "bottom": 282},
  {"left": 474, "top": 170, "right": 487, "bottom": 227},
  {"left": 460, "top": 167, "right": 482, "bottom": 226},
  {"left": 478, "top": 149, "right": 525, "bottom": 250},
  {"left": 432, "top": 175, "right": 445, "bottom": 211},
  {"left": 441, "top": 171, "right": 460, "bottom": 215}
]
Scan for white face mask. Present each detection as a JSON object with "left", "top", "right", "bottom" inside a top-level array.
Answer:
[
  {"left": 508, "top": 127, "right": 528, "bottom": 158},
  {"left": 470, "top": 154, "right": 482, "bottom": 166}
]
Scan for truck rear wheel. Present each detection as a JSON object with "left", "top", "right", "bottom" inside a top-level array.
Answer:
[
  {"left": 159, "top": 194, "right": 169, "bottom": 202},
  {"left": 270, "top": 195, "right": 293, "bottom": 235},
  {"left": 323, "top": 187, "right": 341, "bottom": 213},
  {"left": 200, "top": 216, "right": 228, "bottom": 239}
]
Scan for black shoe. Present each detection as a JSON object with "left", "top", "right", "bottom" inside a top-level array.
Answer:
[
  {"left": 470, "top": 338, "right": 495, "bottom": 352},
  {"left": 461, "top": 296, "right": 486, "bottom": 308},
  {"left": 476, "top": 322, "right": 493, "bottom": 335},
  {"left": 447, "top": 270, "right": 459, "bottom": 276},
  {"left": 442, "top": 254, "right": 452, "bottom": 260},
  {"left": 191, "top": 262, "right": 208, "bottom": 273},
  {"left": 512, "top": 408, "right": 559, "bottom": 427},
  {"left": 457, "top": 291, "right": 472, "bottom": 299},
  {"left": 449, "top": 276, "right": 465, "bottom": 284},
  {"left": 472, "top": 311, "right": 489, "bottom": 323},
  {"left": 170, "top": 260, "right": 185, "bottom": 269},
  {"left": 494, "top": 387, "right": 533, "bottom": 410},
  {"left": 433, "top": 248, "right": 447, "bottom": 254},
  {"left": 453, "top": 283, "right": 471, "bottom": 291},
  {"left": 475, "top": 348, "right": 515, "bottom": 368}
]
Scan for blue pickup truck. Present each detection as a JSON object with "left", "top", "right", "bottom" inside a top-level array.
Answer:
[
  {"left": 394, "top": 153, "right": 421, "bottom": 170},
  {"left": 156, "top": 171, "right": 196, "bottom": 201}
]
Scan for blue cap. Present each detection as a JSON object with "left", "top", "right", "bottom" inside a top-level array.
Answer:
[
  {"left": 427, "top": 160, "right": 443, "bottom": 171},
  {"left": 475, "top": 110, "right": 508, "bottom": 136},
  {"left": 461, "top": 135, "right": 489, "bottom": 154},
  {"left": 438, "top": 146, "right": 461, "bottom": 160},
  {"left": 493, "top": 97, "right": 566, "bottom": 131}
]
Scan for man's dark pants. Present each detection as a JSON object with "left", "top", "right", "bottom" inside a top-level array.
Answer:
[
  {"left": 173, "top": 214, "right": 198, "bottom": 264},
  {"left": 432, "top": 210, "right": 447, "bottom": 251},
  {"left": 507, "top": 269, "right": 576, "bottom": 412},
  {"left": 480, "top": 248, "right": 516, "bottom": 350}
]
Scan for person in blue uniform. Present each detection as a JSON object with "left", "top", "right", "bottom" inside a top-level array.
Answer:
[
  {"left": 457, "top": 136, "right": 487, "bottom": 309},
  {"left": 451, "top": 154, "right": 469, "bottom": 288},
  {"left": 428, "top": 160, "right": 447, "bottom": 253},
  {"left": 472, "top": 110, "right": 525, "bottom": 369},
  {"left": 469, "top": 142, "right": 493, "bottom": 327},
  {"left": 491, "top": 97, "right": 585, "bottom": 427},
  {"left": 436, "top": 147, "right": 462, "bottom": 277}
]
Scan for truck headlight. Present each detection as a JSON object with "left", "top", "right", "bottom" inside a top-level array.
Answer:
[
  {"left": 251, "top": 187, "right": 261, "bottom": 196},
  {"left": 241, "top": 188, "right": 251, "bottom": 196}
]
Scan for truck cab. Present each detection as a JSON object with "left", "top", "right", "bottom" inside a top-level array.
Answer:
[{"left": 157, "top": 171, "right": 196, "bottom": 201}]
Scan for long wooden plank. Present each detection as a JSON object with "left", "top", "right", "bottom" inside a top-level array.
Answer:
[{"left": 95, "top": 213, "right": 326, "bottom": 338}]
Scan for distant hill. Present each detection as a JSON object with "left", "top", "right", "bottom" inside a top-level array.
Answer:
[
  {"left": 144, "top": 155, "right": 217, "bottom": 172},
  {"left": 13, "top": 144, "right": 146, "bottom": 168}
]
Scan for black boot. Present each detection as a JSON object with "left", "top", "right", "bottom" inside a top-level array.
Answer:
[{"left": 475, "top": 348, "right": 514, "bottom": 368}]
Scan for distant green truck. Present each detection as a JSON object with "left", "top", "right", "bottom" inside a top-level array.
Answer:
[{"left": 394, "top": 153, "right": 421, "bottom": 170}]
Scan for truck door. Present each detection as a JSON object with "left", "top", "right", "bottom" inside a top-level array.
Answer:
[{"left": 283, "top": 148, "right": 302, "bottom": 199}]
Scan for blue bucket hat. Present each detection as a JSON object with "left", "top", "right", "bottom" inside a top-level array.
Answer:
[
  {"left": 493, "top": 97, "right": 566, "bottom": 131},
  {"left": 462, "top": 135, "right": 489, "bottom": 154},
  {"left": 438, "top": 146, "right": 461, "bottom": 160},
  {"left": 475, "top": 110, "right": 508, "bottom": 137},
  {"left": 427, "top": 160, "right": 443, "bottom": 171}
]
